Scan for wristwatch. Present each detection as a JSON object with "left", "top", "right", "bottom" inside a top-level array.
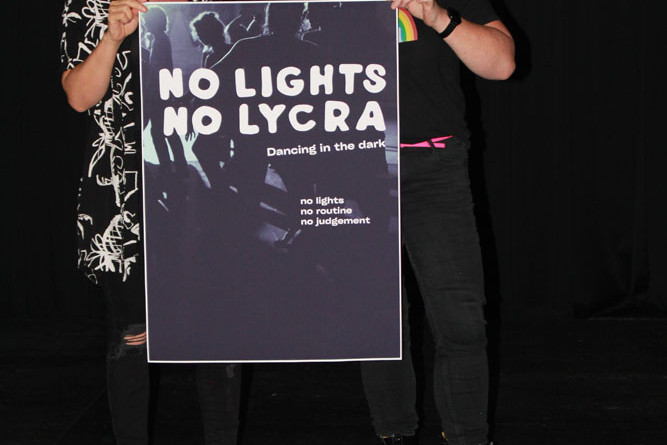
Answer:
[{"left": 438, "top": 7, "right": 461, "bottom": 39}]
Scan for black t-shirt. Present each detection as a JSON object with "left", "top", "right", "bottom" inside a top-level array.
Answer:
[{"left": 399, "top": 0, "right": 498, "bottom": 143}]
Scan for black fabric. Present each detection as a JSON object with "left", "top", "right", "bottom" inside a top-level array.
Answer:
[
  {"left": 399, "top": 0, "right": 498, "bottom": 143},
  {"left": 102, "top": 261, "right": 146, "bottom": 328},
  {"left": 4, "top": 0, "right": 667, "bottom": 322},
  {"left": 196, "top": 364, "right": 243, "bottom": 445},
  {"left": 472, "top": 0, "right": 667, "bottom": 319},
  {"left": 563, "top": 1, "right": 667, "bottom": 317},
  {"left": 106, "top": 331, "right": 150, "bottom": 445},
  {"left": 362, "top": 140, "right": 489, "bottom": 444},
  {"left": 103, "top": 269, "right": 149, "bottom": 445}
]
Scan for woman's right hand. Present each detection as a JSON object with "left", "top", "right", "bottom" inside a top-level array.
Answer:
[
  {"left": 63, "top": 0, "right": 148, "bottom": 111},
  {"left": 107, "top": 0, "right": 148, "bottom": 43}
]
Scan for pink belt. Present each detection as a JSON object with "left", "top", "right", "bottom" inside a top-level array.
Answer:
[{"left": 399, "top": 136, "right": 453, "bottom": 149}]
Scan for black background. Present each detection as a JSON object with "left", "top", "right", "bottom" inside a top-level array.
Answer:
[{"left": 4, "top": 0, "right": 667, "bottom": 322}]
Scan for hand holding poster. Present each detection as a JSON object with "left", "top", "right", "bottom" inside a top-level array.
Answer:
[{"left": 141, "top": 1, "right": 400, "bottom": 362}]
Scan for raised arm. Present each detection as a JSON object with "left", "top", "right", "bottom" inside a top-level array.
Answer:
[
  {"left": 62, "top": 0, "right": 148, "bottom": 112},
  {"left": 391, "top": 0, "right": 515, "bottom": 80}
]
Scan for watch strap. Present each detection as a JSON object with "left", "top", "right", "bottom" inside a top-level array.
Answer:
[{"left": 438, "top": 7, "right": 461, "bottom": 39}]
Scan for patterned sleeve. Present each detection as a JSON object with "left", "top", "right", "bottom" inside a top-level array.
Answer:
[{"left": 60, "top": 0, "right": 109, "bottom": 72}]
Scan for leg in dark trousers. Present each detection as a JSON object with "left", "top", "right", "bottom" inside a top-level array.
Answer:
[
  {"left": 196, "top": 363, "right": 243, "bottom": 445},
  {"left": 361, "top": 141, "right": 490, "bottom": 445},
  {"left": 103, "top": 271, "right": 150, "bottom": 445},
  {"left": 361, "top": 286, "right": 419, "bottom": 438},
  {"left": 106, "top": 323, "right": 150, "bottom": 445}
]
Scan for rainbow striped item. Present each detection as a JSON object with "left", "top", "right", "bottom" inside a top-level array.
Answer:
[{"left": 398, "top": 8, "right": 418, "bottom": 42}]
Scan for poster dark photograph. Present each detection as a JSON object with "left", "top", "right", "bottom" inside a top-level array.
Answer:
[{"left": 139, "top": 1, "right": 400, "bottom": 362}]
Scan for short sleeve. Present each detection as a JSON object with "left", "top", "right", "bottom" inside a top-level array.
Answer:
[
  {"left": 440, "top": 0, "right": 499, "bottom": 26},
  {"left": 60, "top": 0, "right": 108, "bottom": 72}
]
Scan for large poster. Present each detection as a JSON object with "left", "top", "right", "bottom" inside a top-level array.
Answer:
[{"left": 141, "top": 0, "right": 400, "bottom": 362}]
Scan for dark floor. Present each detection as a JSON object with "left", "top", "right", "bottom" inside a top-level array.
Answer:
[{"left": 2, "top": 318, "right": 666, "bottom": 445}]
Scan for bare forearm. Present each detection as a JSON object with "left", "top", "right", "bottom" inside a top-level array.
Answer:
[
  {"left": 435, "top": 15, "right": 515, "bottom": 80},
  {"left": 62, "top": 0, "right": 148, "bottom": 112},
  {"left": 61, "top": 33, "right": 122, "bottom": 112},
  {"left": 392, "top": 0, "right": 516, "bottom": 80}
]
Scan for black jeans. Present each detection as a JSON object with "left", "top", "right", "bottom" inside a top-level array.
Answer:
[
  {"left": 103, "top": 269, "right": 150, "bottom": 445},
  {"left": 361, "top": 139, "right": 489, "bottom": 445},
  {"left": 103, "top": 270, "right": 242, "bottom": 445}
]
